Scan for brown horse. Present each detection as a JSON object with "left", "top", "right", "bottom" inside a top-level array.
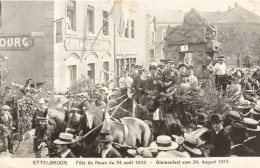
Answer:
[{"left": 101, "top": 117, "right": 154, "bottom": 147}]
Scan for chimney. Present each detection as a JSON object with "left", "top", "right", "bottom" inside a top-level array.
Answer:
[
  {"left": 228, "top": 6, "right": 231, "bottom": 11},
  {"left": 235, "top": 3, "right": 238, "bottom": 7}
]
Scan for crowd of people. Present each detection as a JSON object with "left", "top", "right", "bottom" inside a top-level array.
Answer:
[{"left": 1, "top": 55, "right": 260, "bottom": 158}]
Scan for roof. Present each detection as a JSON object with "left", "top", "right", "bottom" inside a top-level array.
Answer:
[
  {"left": 149, "top": 6, "right": 260, "bottom": 24},
  {"left": 202, "top": 6, "right": 260, "bottom": 23}
]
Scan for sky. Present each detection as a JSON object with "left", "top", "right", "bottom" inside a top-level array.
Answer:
[{"left": 145, "top": 0, "right": 260, "bottom": 16}]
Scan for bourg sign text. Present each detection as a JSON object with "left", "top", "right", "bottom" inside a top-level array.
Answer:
[
  {"left": 0, "top": 36, "right": 34, "bottom": 50},
  {"left": 64, "top": 38, "right": 110, "bottom": 51}
]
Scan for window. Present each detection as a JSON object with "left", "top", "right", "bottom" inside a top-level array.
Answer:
[
  {"left": 103, "top": 62, "right": 109, "bottom": 83},
  {"left": 150, "top": 49, "right": 155, "bottom": 58},
  {"left": 66, "top": 0, "right": 76, "bottom": 31},
  {"left": 87, "top": 5, "right": 94, "bottom": 34},
  {"left": 87, "top": 63, "right": 95, "bottom": 83},
  {"left": 103, "top": 11, "right": 109, "bottom": 36},
  {"left": 56, "top": 21, "right": 62, "bottom": 43},
  {"left": 131, "top": 20, "right": 135, "bottom": 39},
  {"left": 67, "top": 65, "right": 77, "bottom": 84},
  {"left": 125, "top": 19, "right": 129, "bottom": 38}
]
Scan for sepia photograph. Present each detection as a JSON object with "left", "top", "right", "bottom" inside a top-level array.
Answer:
[{"left": 0, "top": 0, "right": 260, "bottom": 166}]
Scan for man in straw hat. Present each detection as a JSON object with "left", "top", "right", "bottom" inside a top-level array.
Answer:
[
  {"left": 235, "top": 99, "right": 254, "bottom": 116},
  {"left": 248, "top": 104, "right": 260, "bottom": 121},
  {"left": 213, "top": 55, "right": 227, "bottom": 91},
  {"left": 222, "top": 111, "right": 241, "bottom": 128},
  {"left": 53, "top": 132, "right": 76, "bottom": 158},
  {"left": 225, "top": 121, "right": 255, "bottom": 156},
  {"left": 243, "top": 118, "right": 260, "bottom": 156},
  {"left": 98, "top": 134, "right": 122, "bottom": 158},
  {"left": 209, "top": 114, "right": 231, "bottom": 157},
  {"left": 149, "top": 135, "right": 187, "bottom": 158},
  {"left": 180, "top": 133, "right": 204, "bottom": 157}
]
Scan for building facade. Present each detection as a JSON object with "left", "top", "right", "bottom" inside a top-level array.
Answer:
[{"left": 0, "top": 0, "right": 147, "bottom": 91}]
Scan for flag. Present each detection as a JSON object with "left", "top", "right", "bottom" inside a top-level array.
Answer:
[
  {"left": 110, "top": 0, "right": 126, "bottom": 37},
  {"left": 110, "top": 0, "right": 137, "bottom": 37}
]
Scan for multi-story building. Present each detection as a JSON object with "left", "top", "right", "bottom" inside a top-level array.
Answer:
[
  {"left": 148, "top": 10, "right": 184, "bottom": 64},
  {"left": 0, "top": 0, "right": 147, "bottom": 91}
]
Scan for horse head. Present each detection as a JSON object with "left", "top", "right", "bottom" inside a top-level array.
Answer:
[{"left": 64, "top": 110, "right": 82, "bottom": 135}]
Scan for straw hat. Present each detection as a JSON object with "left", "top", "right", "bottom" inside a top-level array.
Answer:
[
  {"left": 149, "top": 135, "right": 178, "bottom": 151},
  {"left": 1, "top": 105, "right": 10, "bottom": 110},
  {"left": 53, "top": 133, "right": 76, "bottom": 145},
  {"left": 249, "top": 104, "right": 260, "bottom": 115},
  {"left": 236, "top": 100, "right": 253, "bottom": 109},
  {"left": 243, "top": 118, "right": 260, "bottom": 132},
  {"left": 182, "top": 133, "right": 202, "bottom": 155}
]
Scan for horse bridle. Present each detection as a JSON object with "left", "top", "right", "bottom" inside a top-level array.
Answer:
[{"left": 65, "top": 111, "right": 77, "bottom": 133}]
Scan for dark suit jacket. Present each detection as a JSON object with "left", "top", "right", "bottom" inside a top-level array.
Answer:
[
  {"left": 244, "top": 136, "right": 260, "bottom": 156},
  {"left": 210, "top": 129, "right": 231, "bottom": 157},
  {"left": 101, "top": 146, "right": 122, "bottom": 158},
  {"left": 229, "top": 144, "right": 255, "bottom": 157}
]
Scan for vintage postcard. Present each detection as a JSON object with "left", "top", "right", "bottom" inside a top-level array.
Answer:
[{"left": 0, "top": 0, "right": 260, "bottom": 167}]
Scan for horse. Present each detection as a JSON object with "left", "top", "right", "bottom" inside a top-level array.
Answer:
[
  {"left": 100, "top": 117, "right": 154, "bottom": 148},
  {"left": 64, "top": 100, "right": 106, "bottom": 157}
]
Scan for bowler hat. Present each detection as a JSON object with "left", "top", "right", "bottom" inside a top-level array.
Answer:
[
  {"left": 149, "top": 65, "right": 157, "bottom": 70},
  {"left": 195, "top": 113, "right": 208, "bottom": 124},
  {"left": 53, "top": 133, "right": 76, "bottom": 145},
  {"left": 210, "top": 114, "right": 223, "bottom": 123}
]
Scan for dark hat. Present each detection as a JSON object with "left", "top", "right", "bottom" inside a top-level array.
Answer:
[
  {"left": 138, "top": 65, "right": 144, "bottom": 71},
  {"left": 131, "top": 64, "right": 138, "bottom": 69},
  {"left": 178, "top": 63, "right": 188, "bottom": 69},
  {"left": 180, "top": 73, "right": 188, "bottom": 77},
  {"left": 195, "top": 113, "right": 208, "bottom": 124},
  {"left": 98, "top": 135, "right": 113, "bottom": 143},
  {"left": 149, "top": 65, "right": 157, "bottom": 70},
  {"left": 5, "top": 86, "right": 11, "bottom": 90},
  {"left": 160, "top": 59, "right": 165, "bottom": 63},
  {"left": 210, "top": 114, "right": 223, "bottom": 123},
  {"left": 167, "top": 59, "right": 175, "bottom": 64},
  {"left": 217, "top": 55, "right": 225, "bottom": 59},
  {"left": 225, "top": 121, "right": 247, "bottom": 138},
  {"left": 226, "top": 111, "right": 241, "bottom": 121}
]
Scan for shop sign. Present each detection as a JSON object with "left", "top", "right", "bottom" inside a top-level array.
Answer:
[
  {"left": 180, "top": 45, "right": 188, "bottom": 52},
  {"left": 0, "top": 36, "right": 34, "bottom": 50},
  {"left": 64, "top": 38, "right": 110, "bottom": 51}
]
